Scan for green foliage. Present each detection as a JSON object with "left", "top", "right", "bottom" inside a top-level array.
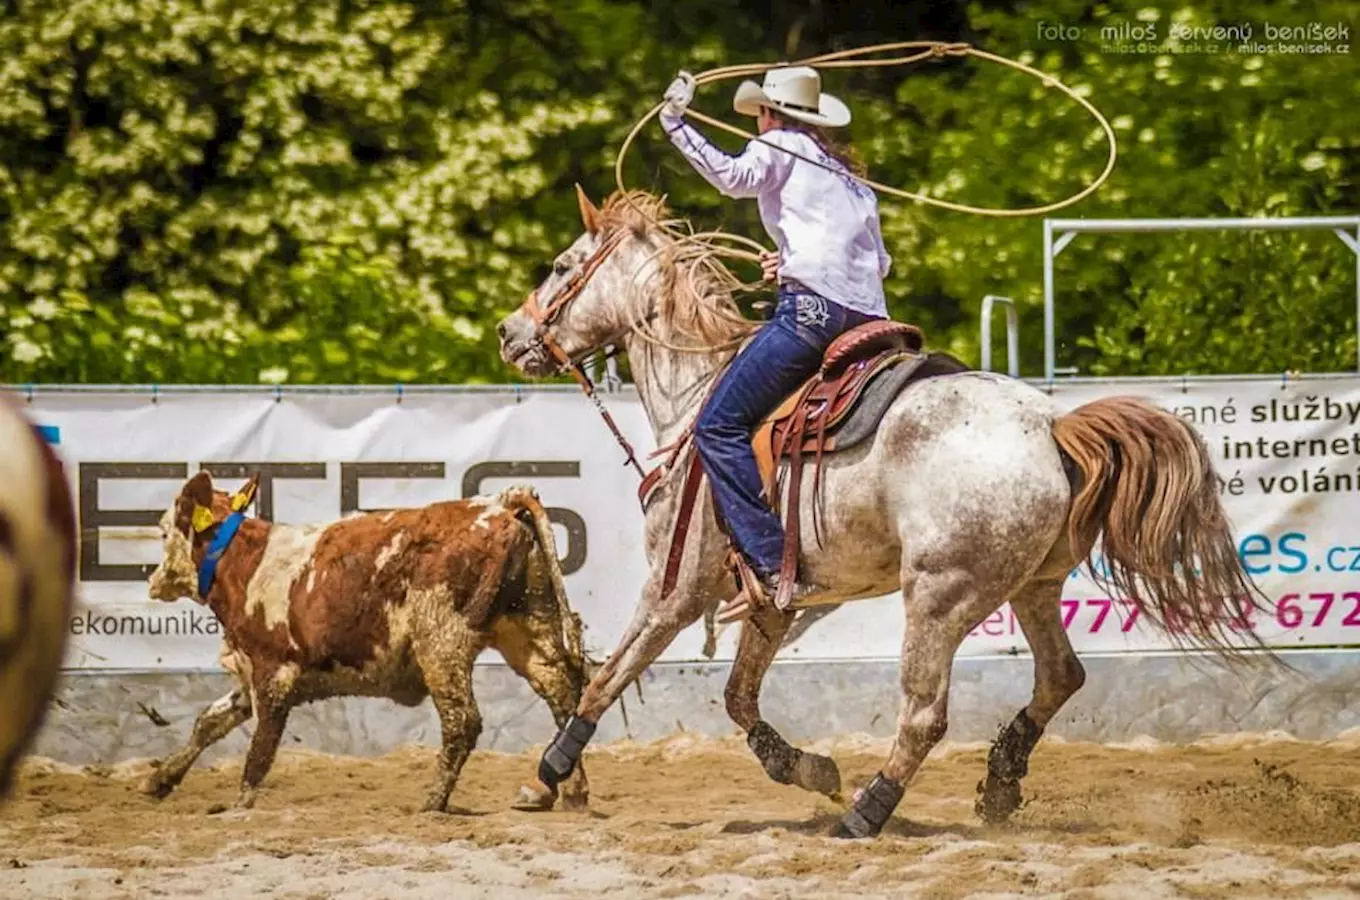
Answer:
[
  {"left": 0, "top": 0, "right": 634, "bottom": 383},
  {"left": 0, "top": 0, "right": 1355, "bottom": 384},
  {"left": 857, "top": 0, "right": 1358, "bottom": 375}
]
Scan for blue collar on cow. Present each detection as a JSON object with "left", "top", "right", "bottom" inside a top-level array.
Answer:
[{"left": 196, "top": 482, "right": 259, "bottom": 599}]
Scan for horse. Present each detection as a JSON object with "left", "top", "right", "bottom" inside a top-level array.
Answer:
[{"left": 495, "top": 187, "right": 1271, "bottom": 838}]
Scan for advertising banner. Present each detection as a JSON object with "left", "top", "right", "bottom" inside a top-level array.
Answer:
[{"left": 13, "top": 375, "right": 1360, "bottom": 671}]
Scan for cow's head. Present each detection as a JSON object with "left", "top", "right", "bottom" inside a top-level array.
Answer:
[{"left": 148, "top": 471, "right": 259, "bottom": 604}]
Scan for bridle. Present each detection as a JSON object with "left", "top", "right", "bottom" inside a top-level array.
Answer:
[
  {"left": 519, "top": 226, "right": 651, "bottom": 482},
  {"left": 517, "top": 208, "right": 748, "bottom": 621}
]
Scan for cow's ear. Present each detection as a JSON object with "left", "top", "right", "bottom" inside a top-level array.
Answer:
[
  {"left": 184, "top": 471, "right": 214, "bottom": 508},
  {"left": 174, "top": 471, "right": 216, "bottom": 537}
]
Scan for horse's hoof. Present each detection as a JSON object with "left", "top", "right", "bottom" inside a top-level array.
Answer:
[
  {"left": 420, "top": 797, "right": 449, "bottom": 814},
  {"left": 560, "top": 789, "right": 590, "bottom": 812},
  {"left": 827, "top": 812, "right": 875, "bottom": 840},
  {"left": 792, "top": 752, "right": 842, "bottom": 798},
  {"left": 510, "top": 779, "right": 558, "bottom": 812},
  {"left": 974, "top": 775, "right": 1023, "bottom": 824},
  {"left": 138, "top": 775, "right": 175, "bottom": 799}
]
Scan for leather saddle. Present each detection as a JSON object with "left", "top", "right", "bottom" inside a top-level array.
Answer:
[{"left": 655, "top": 318, "right": 972, "bottom": 616}]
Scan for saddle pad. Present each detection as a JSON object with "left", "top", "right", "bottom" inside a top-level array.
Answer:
[{"left": 830, "top": 351, "right": 972, "bottom": 453}]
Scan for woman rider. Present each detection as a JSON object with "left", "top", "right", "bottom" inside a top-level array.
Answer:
[{"left": 658, "top": 66, "right": 893, "bottom": 607}]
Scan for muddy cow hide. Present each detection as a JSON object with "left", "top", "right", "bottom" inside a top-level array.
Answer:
[
  {"left": 0, "top": 397, "right": 78, "bottom": 801},
  {"left": 144, "top": 471, "right": 590, "bottom": 812}
]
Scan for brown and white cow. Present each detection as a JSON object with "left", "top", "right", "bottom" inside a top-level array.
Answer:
[
  {"left": 144, "top": 470, "right": 590, "bottom": 813},
  {"left": 0, "top": 397, "right": 77, "bottom": 801}
]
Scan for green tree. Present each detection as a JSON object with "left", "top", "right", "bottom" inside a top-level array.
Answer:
[
  {"left": 0, "top": 0, "right": 750, "bottom": 384},
  {"left": 0, "top": 0, "right": 1354, "bottom": 384},
  {"left": 847, "top": 0, "right": 1358, "bottom": 376}
]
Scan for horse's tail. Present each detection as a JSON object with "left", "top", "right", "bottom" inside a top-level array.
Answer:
[{"left": 1051, "top": 395, "right": 1274, "bottom": 663}]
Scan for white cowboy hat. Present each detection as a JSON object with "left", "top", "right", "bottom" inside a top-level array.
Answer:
[{"left": 732, "top": 65, "right": 851, "bottom": 128}]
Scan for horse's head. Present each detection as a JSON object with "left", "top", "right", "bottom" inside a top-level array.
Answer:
[{"left": 498, "top": 186, "right": 649, "bottom": 377}]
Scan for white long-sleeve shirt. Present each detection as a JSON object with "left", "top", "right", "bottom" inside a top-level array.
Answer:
[{"left": 662, "top": 116, "right": 891, "bottom": 318}]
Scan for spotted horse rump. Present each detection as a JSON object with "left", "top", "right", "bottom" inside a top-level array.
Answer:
[{"left": 144, "top": 471, "right": 591, "bottom": 813}]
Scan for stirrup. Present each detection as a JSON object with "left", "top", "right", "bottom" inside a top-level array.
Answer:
[
  {"left": 716, "top": 551, "right": 770, "bottom": 623},
  {"left": 763, "top": 572, "right": 825, "bottom": 611}
]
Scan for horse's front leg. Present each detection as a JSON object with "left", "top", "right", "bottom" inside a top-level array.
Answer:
[
  {"left": 726, "top": 607, "right": 843, "bottom": 798},
  {"left": 528, "top": 575, "right": 711, "bottom": 804}
]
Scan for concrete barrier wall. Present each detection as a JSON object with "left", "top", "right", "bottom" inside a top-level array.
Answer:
[{"left": 30, "top": 651, "right": 1360, "bottom": 768}]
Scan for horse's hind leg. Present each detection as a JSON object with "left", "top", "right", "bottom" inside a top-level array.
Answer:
[
  {"left": 831, "top": 569, "right": 982, "bottom": 839},
  {"left": 725, "top": 608, "right": 842, "bottom": 798},
  {"left": 975, "top": 577, "right": 1085, "bottom": 823}
]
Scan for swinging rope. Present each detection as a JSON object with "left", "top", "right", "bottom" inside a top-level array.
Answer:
[
  {"left": 615, "top": 40, "right": 1118, "bottom": 222},
  {"left": 600, "top": 40, "right": 1119, "bottom": 356}
]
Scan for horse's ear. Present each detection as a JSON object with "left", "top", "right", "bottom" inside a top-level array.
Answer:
[{"left": 575, "top": 183, "right": 601, "bottom": 235}]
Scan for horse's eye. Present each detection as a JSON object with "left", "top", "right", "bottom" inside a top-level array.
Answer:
[{"left": 553, "top": 259, "right": 571, "bottom": 276}]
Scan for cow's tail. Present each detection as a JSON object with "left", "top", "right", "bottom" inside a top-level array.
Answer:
[
  {"left": 500, "top": 485, "right": 587, "bottom": 667},
  {"left": 1051, "top": 395, "right": 1277, "bottom": 666}
]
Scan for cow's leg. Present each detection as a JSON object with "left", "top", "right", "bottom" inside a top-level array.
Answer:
[
  {"left": 235, "top": 679, "right": 292, "bottom": 810},
  {"left": 140, "top": 686, "right": 252, "bottom": 799},
  {"left": 493, "top": 616, "right": 592, "bottom": 812},
  {"left": 725, "top": 607, "right": 841, "bottom": 798},
  {"left": 832, "top": 569, "right": 979, "bottom": 839},
  {"left": 414, "top": 628, "right": 483, "bottom": 813},
  {"left": 533, "top": 580, "right": 708, "bottom": 801},
  {"left": 975, "top": 577, "right": 1084, "bottom": 823}
]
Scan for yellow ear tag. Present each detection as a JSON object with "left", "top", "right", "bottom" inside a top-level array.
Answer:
[
  {"left": 230, "top": 481, "right": 258, "bottom": 513},
  {"left": 192, "top": 505, "right": 215, "bottom": 533}
]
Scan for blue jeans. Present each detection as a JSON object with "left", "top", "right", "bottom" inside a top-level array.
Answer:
[{"left": 694, "top": 286, "right": 882, "bottom": 578}]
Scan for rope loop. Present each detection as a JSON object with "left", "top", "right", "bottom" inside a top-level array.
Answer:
[{"left": 614, "top": 40, "right": 1119, "bottom": 220}]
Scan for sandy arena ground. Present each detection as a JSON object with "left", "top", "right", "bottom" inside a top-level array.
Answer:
[{"left": 1, "top": 729, "right": 1359, "bottom": 899}]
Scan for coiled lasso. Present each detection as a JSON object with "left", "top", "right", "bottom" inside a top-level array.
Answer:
[{"left": 611, "top": 41, "right": 1119, "bottom": 277}]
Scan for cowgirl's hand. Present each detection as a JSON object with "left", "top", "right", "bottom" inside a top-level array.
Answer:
[
  {"left": 662, "top": 71, "right": 695, "bottom": 121},
  {"left": 759, "top": 250, "right": 780, "bottom": 284}
]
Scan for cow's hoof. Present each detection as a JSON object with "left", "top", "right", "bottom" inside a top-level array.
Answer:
[
  {"left": 510, "top": 778, "right": 558, "bottom": 812},
  {"left": 234, "top": 788, "right": 257, "bottom": 810},
  {"left": 560, "top": 789, "right": 590, "bottom": 812},
  {"left": 138, "top": 777, "right": 172, "bottom": 799},
  {"left": 419, "top": 798, "right": 449, "bottom": 814},
  {"left": 791, "top": 752, "right": 841, "bottom": 799}
]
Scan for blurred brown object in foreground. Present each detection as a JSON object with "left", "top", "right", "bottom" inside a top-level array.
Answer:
[{"left": 0, "top": 397, "right": 77, "bottom": 799}]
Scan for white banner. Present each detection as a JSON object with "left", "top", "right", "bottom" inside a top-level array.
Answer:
[{"left": 12, "top": 375, "right": 1360, "bottom": 671}]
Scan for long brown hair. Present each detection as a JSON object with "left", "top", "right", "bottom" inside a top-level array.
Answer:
[{"left": 765, "top": 107, "right": 867, "bottom": 179}]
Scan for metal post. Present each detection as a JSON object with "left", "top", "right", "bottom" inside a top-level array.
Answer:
[
  {"left": 1042, "top": 215, "right": 1360, "bottom": 379},
  {"left": 1345, "top": 227, "right": 1360, "bottom": 373},
  {"left": 1043, "top": 220, "right": 1055, "bottom": 383},
  {"left": 980, "top": 295, "right": 1020, "bottom": 378}
]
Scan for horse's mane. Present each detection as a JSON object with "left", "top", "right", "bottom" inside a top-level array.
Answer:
[{"left": 597, "top": 190, "right": 761, "bottom": 353}]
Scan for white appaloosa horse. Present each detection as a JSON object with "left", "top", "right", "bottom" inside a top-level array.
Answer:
[{"left": 496, "top": 188, "right": 1270, "bottom": 838}]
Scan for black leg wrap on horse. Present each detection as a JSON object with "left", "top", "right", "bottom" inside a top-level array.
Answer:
[
  {"left": 538, "top": 715, "right": 596, "bottom": 790},
  {"left": 835, "top": 772, "right": 904, "bottom": 839},
  {"left": 987, "top": 710, "right": 1043, "bottom": 780},
  {"left": 747, "top": 720, "right": 800, "bottom": 785}
]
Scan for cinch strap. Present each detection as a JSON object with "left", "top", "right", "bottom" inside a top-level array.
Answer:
[{"left": 197, "top": 512, "right": 245, "bottom": 598}]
